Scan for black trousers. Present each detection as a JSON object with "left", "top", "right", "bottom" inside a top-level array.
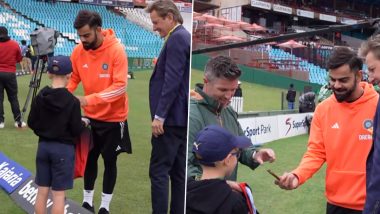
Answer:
[
  {"left": 327, "top": 202, "right": 362, "bottom": 214},
  {"left": 84, "top": 120, "right": 131, "bottom": 194},
  {"left": 0, "top": 72, "right": 21, "bottom": 122},
  {"left": 149, "top": 126, "right": 186, "bottom": 214}
]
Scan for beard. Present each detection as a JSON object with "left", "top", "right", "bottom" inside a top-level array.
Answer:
[
  {"left": 333, "top": 79, "right": 357, "bottom": 103},
  {"left": 82, "top": 32, "right": 98, "bottom": 50},
  {"left": 218, "top": 98, "right": 232, "bottom": 108}
]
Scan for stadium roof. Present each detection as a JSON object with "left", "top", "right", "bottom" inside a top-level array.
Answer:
[{"left": 194, "top": 0, "right": 219, "bottom": 12}]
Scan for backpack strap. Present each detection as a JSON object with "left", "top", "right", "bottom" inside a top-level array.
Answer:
[{"left": 239, "top": 182, "right": 257, "bottom": 214}]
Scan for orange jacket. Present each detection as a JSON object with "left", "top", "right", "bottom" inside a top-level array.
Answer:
[
  {"left": 68, "top": 29, "right": 128, "bottom": 122},
  {"left": 292, "top": 82, "right": 379, "bottom": 210}
]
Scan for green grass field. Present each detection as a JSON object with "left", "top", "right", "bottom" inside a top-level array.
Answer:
[
  {"left": 0, "top": 70, "right": 327, "bottom": 213},
  {"left": 243, "top": 135, "right": 326, "bottom": 214},
  {"left": 191, "top": 69, "right": 288, "bottom": 111}
]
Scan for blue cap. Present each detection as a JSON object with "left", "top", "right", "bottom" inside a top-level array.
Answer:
[
  {"left": 193, "top": 125, "right": 252, "bottom": 166},
  {"left": 47, "top": 55, "right": 72, "bottom": 75}
]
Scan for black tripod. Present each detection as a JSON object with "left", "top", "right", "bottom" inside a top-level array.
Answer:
[{"left": 19, "top": 55, "right": 48, "bottom": 126}]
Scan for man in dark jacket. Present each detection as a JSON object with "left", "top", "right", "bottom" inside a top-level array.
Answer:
[
  {"left": 187, "top": 125, "right": 254, "bottom": 214},
  {"left": 360, "top": 35, "right": 380, "bottom": 214},
  {"left": 286, "top": 83, "right": 296, "bottom": 109},
  {"left": 146, "top": 1, "right": 190, "bottom": 213}
]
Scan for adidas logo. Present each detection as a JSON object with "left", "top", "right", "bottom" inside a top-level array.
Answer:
[
  {"left": 115, "top": 145, "right": 121, "bottom": 152},
  {"left": 331, "top": 122, "right": 339, "bottom": 129},
  {"left": 83, "top": 64, "right": 89, "bottom": 68}
]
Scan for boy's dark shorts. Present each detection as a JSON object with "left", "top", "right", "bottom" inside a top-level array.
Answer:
[{"left": 35, "top": 141, "right": 75, "bottom": 191}]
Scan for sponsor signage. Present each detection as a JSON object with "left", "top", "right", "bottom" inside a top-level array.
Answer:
[
  {"left": 79, "top": 0, "right": 134, "bottom": 7},
  {"left": 254, "top": 116, "right": 278, "bottom": 144},
  {"left": 175, "top": 2, "right": 192, "bottom": 13},
  {"left": 296, "top": 9, "right": 314, "bottom": 18},
  {"left": 239, "top": 116, "right": 278, "bottom": 145},
  {"left": 319, "top": 13, "right": 337, "bottom": 22},
  {"left": 251, "top": 0, "right": 271, "bottom": 10},
  {"left": 80, "top": 0, "right": 97, "bottom": 3},
  {"left": 100, "top": 0, "right": 115, "bottom": 5},
  {"left": 10, "top": 177, "right": 93, "bottom": 214},
  {"left": 341, "top": 17, "right": 357, "bottom": 25},
  {"left": 277, "top": 113, "right": 311, "bottom": 138},
  {"left": 0, "top": 153, "right": 91, "bottom": 213},
  {"left": 273, "top": 4, "right": 292, "bottom": 14},
  {"left": 238, "top": 113, "right": 313, "bottom": 145},
  {"left": 118, "top": 0, "right": 134, "bottom": 7},
  {"left": 0, "top": 152, "right": 31, "bottom": 194}
]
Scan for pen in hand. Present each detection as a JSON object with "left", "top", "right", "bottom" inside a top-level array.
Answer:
[{"left": 267, "top": 169, "right": 280, "bottom": 181}]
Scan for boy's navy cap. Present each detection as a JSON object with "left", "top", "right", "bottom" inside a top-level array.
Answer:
[
  {"left": 193, "top": 125, "right": 252, "bottom": 165},
  {"left": 47, "top": 55, "right": 72, "bottom": 75}
]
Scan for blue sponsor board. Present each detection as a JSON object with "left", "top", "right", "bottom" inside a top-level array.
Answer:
[
  {"left": 179, "top": 5, "right": 192, "bottom": 13},
  {"left": 0, "top": 152, "right": 31, "bottom": 194},
  {"left": 10, "top": 176, "right": 92, "bottom": 214}
]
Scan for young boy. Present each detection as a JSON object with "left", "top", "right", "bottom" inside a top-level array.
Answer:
[
  {"left": 186, "top": 125, "right": 256, "bottom": 214},
  {"left": 28, "top": 55, "right": 85, "bottom": 214}
]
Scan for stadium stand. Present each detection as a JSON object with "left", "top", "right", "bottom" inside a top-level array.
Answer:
[
  {"left": 1, "top": 0, "right": 163, "bottom": 58},
  {"left": 269, "top": 48, "right": 328, "bottom": 85},
  {"left": 117, "top": 7, "right": 155, "bottom": 34},
  {"left": 192, "top": 13, "right": 329, "bottom": 85},
  {"left": 0, "top": 6, "right": 38, "bottom": 42}
]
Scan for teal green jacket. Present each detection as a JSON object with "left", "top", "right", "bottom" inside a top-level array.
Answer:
[{"left": 187, "top": 86, "right": 260, "bottom": 181}]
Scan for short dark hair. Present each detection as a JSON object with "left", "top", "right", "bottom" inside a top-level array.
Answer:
[
  {"left": 0, "top": 26, "right": 8, "bottom": 37},
  {"left": 74, "top": 10, "right": 102, "bottom": 30},
  {"left": 145, "top": 0, "right": 183, "bottom": 24},
  {"left": 327, "top": 46, "right": 362, "bottom": 72},
  {"left": 0, "top": 26, "right": 9, "bottom": 42},
  {"left": 204, "top": 56, "right": 241, "bottom": 81},
  {"left": 21, "top": 40, "right": 26, "bottom": 45}
]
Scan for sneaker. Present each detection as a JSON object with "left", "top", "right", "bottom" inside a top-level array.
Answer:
[
  {"left": 98, "top": 208, "right": 109, "bottom": 214},
  {"left": 0, "top": 122, "right": 4, "bottom": 129},
  {"left": 14, "top": 121, "right": 26, "bottom": 128},
  {"left": 82, "top": 202, "right": 95, "bottom": 213}
]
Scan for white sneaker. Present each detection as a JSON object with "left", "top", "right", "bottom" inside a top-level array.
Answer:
[
  {"left": 15, "top": 121, "right": 26, "bottom": 128},
  {"left": 0, "top": 122, "right": 4, "bottom": 129}
]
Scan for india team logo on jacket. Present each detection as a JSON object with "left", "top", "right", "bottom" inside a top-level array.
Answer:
[
  {"left": 102, "top": 63, "right": 108, "bottom": 70},
  {"left": 359, "top": 119, "right": 374, "bottom": 141},
  {"left": 363, "top": 119, "right": 374, "bottom": 134},
  {"left": 99, "top": 63, "right": 110, "bottom": 78}
]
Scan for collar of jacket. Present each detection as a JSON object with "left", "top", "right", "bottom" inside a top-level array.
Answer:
[
  {"left": 195, "top": 85, "right": 223, "bottom": 114},
  {"left": 165, "top": 24, "right": 181, "bottom": 42}
]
